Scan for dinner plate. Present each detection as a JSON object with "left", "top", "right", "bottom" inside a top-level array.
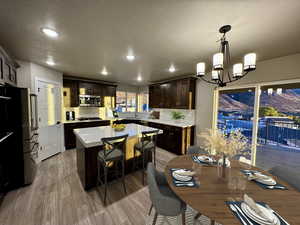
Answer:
[
  {"left": 255, "top": 177, "right": 277, "bottom": 185},
  {"left": 198, "top": 155, "right": 213, "bottom": 163},
  {"left": 241, "top": 203, "right": 280, "bottom": 225},
  {"left": 172, "top": 171, "right": 192, "bottom": 182}
]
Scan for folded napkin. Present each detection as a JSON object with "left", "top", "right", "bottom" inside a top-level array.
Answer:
[
  {"left": 173, "top": 170, "right": 195, "bottom": 176},
  {"left": 244, "top": 194, "right": 271, "bottom": 222},
  {"left": 192, "top": 155, "right": 217, "bottom": 165},
  {"left": 170, "top": 168, "right": 198, "bottom": 188}
]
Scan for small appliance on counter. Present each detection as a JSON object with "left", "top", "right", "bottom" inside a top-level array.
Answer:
[{"left": 66, "top": 111, "right": 75, "bottom": 121}]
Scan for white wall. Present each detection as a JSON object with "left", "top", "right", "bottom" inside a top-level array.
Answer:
[{"left": 195, "top": 53, "right": 300, "bottom": 144}]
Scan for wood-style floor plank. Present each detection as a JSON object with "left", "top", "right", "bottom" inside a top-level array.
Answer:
[{"left": 0, "top": 148, "right": 175, "bottom": 225}]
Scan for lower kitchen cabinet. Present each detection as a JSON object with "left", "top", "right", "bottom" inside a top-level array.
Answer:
[
  {"left": 147, "top": 122, "right": 194, "bottom": 155},
  {"left": 64, "top": 120, "right": 110, "bottom": 149}
]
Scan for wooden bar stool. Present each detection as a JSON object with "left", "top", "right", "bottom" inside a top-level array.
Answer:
[
  {"left": 133, "top": 130, "right": 159, "bottom": 185},
  {"left": 97, "top": 134, "right": 128, "bottom": 205}
]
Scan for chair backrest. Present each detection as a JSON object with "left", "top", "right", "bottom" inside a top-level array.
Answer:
[
  {"left": 187, "top": 145, "right": 208, "bottom": 155},
  {"left": 269, "top": 166, "right": 300, "bottom": 191},
  {"left": 147, "top": 163, "right": 184, "bottom": 216},
  {"left": 141, "top": 130, "right": 159, "bottom": 149},
  {"left": 101, "top": 134, "right": 128, "bottom": 159}
]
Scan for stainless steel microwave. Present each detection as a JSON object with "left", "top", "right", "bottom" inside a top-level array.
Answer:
[{"left": 79, "top": 95, "right": 101, "bottom": 107}]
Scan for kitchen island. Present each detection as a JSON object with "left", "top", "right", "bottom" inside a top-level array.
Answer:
[{"left": 74, "top": 123, "right": 162, "bottom": 190}]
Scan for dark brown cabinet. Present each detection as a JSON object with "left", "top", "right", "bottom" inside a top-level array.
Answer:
[
  {"left": 63, "top": 79, "right": 79, "bottom": 107},
  {"left": 149, "top": 77, "right": 196, "bottom": 109},
  {"left": 148, "top": 122, "right": 194, "bottom": 155},
  {"left": 64, "top": 120, "right": 110, "bottom": 149}
]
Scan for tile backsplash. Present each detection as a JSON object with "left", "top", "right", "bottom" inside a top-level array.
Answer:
[{"left": 153, "top": 108, "right": 195, "bottom": 123}]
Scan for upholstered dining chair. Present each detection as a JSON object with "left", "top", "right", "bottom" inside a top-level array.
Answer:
[
  {"left": 147, "top": 163, "right": 186, "bottom": 225},
  {"left": 187, "top": 145, "right": 208, "bottom": 155},
  {"left": 269, "top": 165, "right": 300, "bottom": 191}
]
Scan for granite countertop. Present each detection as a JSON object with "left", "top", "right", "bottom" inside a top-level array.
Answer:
[
  {"left": 74, "top": 123, "right": 163, "bottom": 148},
  {"left": 63, "top": 119, "right": 109, "bottom": 124},
  {"left": 113, "top": 117, "right": 195, "bottom": 128}
]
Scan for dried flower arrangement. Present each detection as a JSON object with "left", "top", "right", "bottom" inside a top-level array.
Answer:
[{"left": 198, "top": 129, "right": 250, "bottom": 158}]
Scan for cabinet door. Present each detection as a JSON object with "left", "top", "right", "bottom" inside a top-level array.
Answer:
[
  {"left": 63, "top": 80, "right": 79, "bottom": 107},
  {"left": 3, "top": 63, "right": 10, "bottom": 83},
  {"left": 149, "top": 85, "right": 161, "bottom": 108},
  {"left": 175, "top": 79, "right": 189, "bottom": 109}
]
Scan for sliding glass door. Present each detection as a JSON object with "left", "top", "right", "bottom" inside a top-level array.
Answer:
[{"left": 215, "top": 80, "right": 300, "bottom": 169}]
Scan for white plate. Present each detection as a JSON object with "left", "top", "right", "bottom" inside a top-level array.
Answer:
[
  {"left": 255, "top": 177, "right": 277, "bottom": 185},
  {"left": 198, "top": 155, "right": 212, "bottom": 163},
  {"left": 241, "top": 203, "right": 280, "bottom": 225},
  {"left": 172, "top": 171, "right": 192, "bottom": 182}
]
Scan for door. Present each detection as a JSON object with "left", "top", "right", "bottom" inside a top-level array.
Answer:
[{"left": 37, "top": 80, "right": 62, "bottom": 161}]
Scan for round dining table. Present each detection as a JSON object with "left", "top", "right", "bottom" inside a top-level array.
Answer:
[{"left": 164, "top": 154, "right": 300, "bottom": 225}]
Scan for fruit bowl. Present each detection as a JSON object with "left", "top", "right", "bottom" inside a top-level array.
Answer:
[{"left": 112, "top": 124, "right": 126, "bottom": 131}]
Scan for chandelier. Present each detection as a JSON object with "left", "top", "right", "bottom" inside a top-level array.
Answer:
[{"left": 196, "top": 25, "right": 256, "bottom": 87}]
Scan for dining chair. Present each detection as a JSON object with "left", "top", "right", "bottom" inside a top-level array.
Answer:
[
  {"left": 133, "top": 130, "right": 159, "bottom": 185},
  {"left": 187, "top": 145, "right": 208, "bottom": 155},
  {"left": 269, "top": 165, "right": 300, "bottom": 191},
  {"left": 97, "top": 134, "right": 128, "bottom": 205},
  {"left": 147, "top": 163, "right": 186, "bottom": 225}
]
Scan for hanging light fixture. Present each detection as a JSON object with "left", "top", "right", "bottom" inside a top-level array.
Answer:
[{"left": 196, "top": 25, "right": 256, "bottom": 87}]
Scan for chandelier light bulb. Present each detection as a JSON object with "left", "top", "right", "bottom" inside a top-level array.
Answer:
[
  {"left": 276, "top": 88, "right": 283, "bottom": 95},
  {"left": 213, "top": 53, "right": 224, "bottom": 70},
  {"left": 212, "top": 70, "right": 219, "bottom": 80},
  {"left": 101, "top": 67, "right": 108, "bottom": 75},
  {"left": 267, "top": 88, "right": 273, "bottom": 95},
  {"left": 233, "top": 63, "right": 243, "bottom": 77},
  {"left": 196, "top": 62, "right": 205, "bottom": 77},
  {"left": 244, "top": 53, "right": 256, "bottom": 71},
  {"left": 169, "top": 65, "right": 176, "bottom": 73}
]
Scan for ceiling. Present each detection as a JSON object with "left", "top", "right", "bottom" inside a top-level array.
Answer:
[{"left": 1, "top": 0, "right": 300, "bottom": 86}]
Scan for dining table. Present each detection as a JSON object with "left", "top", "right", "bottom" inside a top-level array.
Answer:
[{"left": 165, "top": 154, "right": 300, "bottom": 225}]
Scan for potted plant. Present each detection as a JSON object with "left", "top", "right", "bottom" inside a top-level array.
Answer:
[{"left": 171, "top": 111, "right": 185, "bottom": 121}]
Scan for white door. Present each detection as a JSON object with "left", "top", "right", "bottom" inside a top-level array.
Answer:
[{"left": 37, "top": 80, "right": 62, "bottom": 161}]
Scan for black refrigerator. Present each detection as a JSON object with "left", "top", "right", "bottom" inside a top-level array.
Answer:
[{"left": 0, "top": 85, "right": 38, "bottom": 195}]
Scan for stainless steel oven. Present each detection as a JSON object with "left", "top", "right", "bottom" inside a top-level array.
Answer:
[{"left": 79, "top": 94, "right": 101, "bottom": 107}]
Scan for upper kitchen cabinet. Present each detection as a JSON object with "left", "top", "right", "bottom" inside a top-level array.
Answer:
[
  {"left": 149, "top": 77, "right": 196, "bottom": 109},
  {"left": 63, "top": 79, "right": 79, "bottom": 107},
  {"left": 79, "top": 82, "right": 102, "bottom": 96},
  {"left": 0, "top": 46, "right": 19, "bottom": 86}
]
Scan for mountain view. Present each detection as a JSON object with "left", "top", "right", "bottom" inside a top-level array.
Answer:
[{"left": 219, "top": 89, "right": 300, "bottom": 114}]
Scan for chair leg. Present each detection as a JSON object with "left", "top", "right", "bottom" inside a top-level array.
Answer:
[
  {"left": 132, "top": 148, "right": 136, "bottom": 171},
  {"left": 194, "top": 212, "right": 201, "bottom": 220},
  {"left": 122, "top": 158, "right": 126, "bottom": 194},
  {"left": 152, "top": 212, "right": 158, "bottom": 225},
  {"left": 153, "top": 148, "right": 156, "bottom": 168},
  {"left": 181, "top": 212, "right": 186, "bottom": 225},
  {"left": 210, "top": 219, "right": 215, "bottom": 225},
  {"left": 104, "top": 166, "right": 108, "bottom": 205},
  {"left": 142, "top": 150, "right": 145, "bottom": 185},
  {"left": 148, "top": 203, "right": 153, "bottom": 216}
]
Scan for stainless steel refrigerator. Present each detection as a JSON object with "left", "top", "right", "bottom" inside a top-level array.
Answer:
[{"left": 0, "top": 86, "right": 38, "bottom": 191}]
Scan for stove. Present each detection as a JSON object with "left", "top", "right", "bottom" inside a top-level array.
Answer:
[{"left": 77, "top": 117, "right": 102, "bottom": 121}]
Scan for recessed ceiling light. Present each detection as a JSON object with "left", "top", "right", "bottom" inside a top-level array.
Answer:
[
  {"left": 101, "top": 67, "right": 108, "bottom": 75},
  {"left": 169, "top": 65, "right": 176, "bottom": 73},
  {"left": 41, "top": 27, "right": 59, "bottom": 38},
  {"left": 137, "top": 75, "right": 142, "bottom": 81},
  {"left": 46, "top": 59, "right": 55, "bottom": 66},
  {"left": 126, "top": 54, "right": 135, "bottom": 61}
]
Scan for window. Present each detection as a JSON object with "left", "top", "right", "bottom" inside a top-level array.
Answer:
[
  {"left": 116, "top": 91, "right": 127, "bottom": 112},
  {"left": 116, "top": 91, "right": 137, "bottom": 112},
  {"left": 138, "top": 92, "right": 149, "bottom": 112}
]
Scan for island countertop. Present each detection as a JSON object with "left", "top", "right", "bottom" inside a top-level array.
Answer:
[{"left": 74, "top": 123, "right": 162, "bottom": 148}]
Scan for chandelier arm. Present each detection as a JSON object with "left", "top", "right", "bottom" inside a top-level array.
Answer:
[
  {"left": 222, "top": 71, "right": 250, "bottom": 85},
  {"left": 199, "top": 76, "right": 219, "bottom": 85}
]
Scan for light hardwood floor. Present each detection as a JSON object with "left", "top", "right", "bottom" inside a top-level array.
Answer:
[{"left": 0, "top": 148, "right": 176, "bottom": 225}]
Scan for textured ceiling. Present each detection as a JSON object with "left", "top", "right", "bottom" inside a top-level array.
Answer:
[{"left": 1, "top": 0, "right": 300, "bottom": 85}]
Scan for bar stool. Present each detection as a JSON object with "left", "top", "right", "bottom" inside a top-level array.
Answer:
[
  {"left": 133, "top": 130, "right": 159, "bottom": 185},
  {"left": 97, "top": 134, "right": 128, "bottom": 205}
]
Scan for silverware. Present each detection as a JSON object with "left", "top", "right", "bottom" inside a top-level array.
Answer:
[
  {"left": 229, "top": 204, "right": 248, "bottom": 225},
  {"left": 266, "top": 185, "right": 285, "bottom": 190},
  {"left": 265, "top": 204, "right": 290, "bottom": 225}
]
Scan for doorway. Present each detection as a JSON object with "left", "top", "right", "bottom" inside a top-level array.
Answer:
[{"left": 36, "top": 79, "right": 62, "bottom": 161}]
